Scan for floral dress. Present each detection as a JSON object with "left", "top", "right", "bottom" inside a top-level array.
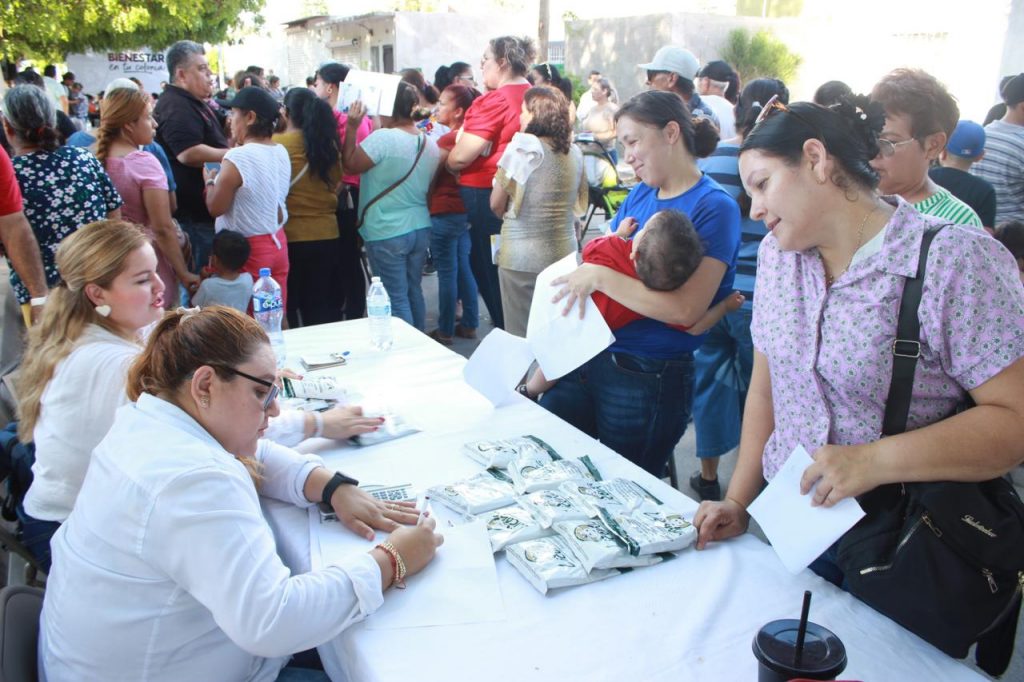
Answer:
[{"left": 9, "top": 146, "right": 122, "bottom": 304}]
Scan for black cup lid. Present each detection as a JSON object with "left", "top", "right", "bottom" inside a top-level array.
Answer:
[{"left": 752, "top": 619, "right": 847, "bottom": 678}]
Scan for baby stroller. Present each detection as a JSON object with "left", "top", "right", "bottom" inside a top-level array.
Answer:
[{"left": 575, "top": 134, "right": 631, "bottom": 238}]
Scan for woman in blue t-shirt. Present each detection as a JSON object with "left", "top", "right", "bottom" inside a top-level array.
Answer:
[{"left": 543, "top": 90, "right": 740, "bottom": 478}]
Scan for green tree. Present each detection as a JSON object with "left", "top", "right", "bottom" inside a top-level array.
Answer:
[
  {"left": 719, "top": 28, "right": 802, "bottom": 83},
  {"left": 0, "top": 0, "right": 266, "bottom": 61}
]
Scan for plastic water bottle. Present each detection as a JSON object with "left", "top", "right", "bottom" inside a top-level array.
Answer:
[
  {"left": 252, "top": 267, "right": 286, "bottom": 367},
  {"left": 366, "top": 276, "right": 393, "bottom": 351}
]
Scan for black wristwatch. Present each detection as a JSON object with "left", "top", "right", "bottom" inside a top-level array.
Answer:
[{"left": 321, "top": 471, "right": 359, "bottom": 507}]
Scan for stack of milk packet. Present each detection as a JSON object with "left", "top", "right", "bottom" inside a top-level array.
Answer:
[{"left": 428, "top": 436, "right": 697, "bottom": 594}]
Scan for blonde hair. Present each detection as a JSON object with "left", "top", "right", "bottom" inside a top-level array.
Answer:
[
  {"left": 95, "top": 87, "right": 150, "bottom": 165},
  {"left": 17, "top": 220, "right": 149, "bottom": 441},
  {"left": 126, "top": 306, "right": 269, "bottom": 481}
]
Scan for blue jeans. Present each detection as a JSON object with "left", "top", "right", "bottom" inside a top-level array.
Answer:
[
  {"left": 178, "top": 219, "right": 214, "bottom": 274},
  {"left": 459, "top": 186, "right": 504, "bottom": 329},
  {"left": 692, "top": 307, "right": 754, "bottom": 459},
  {"left": 16, "top": 503, "right": 59, "bottom": 573},
  {"left": 364, "top": 228, "right": 429, "bottom": 330},
  {"left": 539, "top": 349, "right": 695, "bottom": 477},
  {"left": 430, "top": 213, "right": 479, "bottom": 336}
]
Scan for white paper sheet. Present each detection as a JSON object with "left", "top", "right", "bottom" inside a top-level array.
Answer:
[
  {"left": 463, "top": 329, "right": 535, "bottom": 406},
  {"left": 338, "top": 71, "right": 403, "bottom": 116},
  {"left": 526, "top": 252, "right": 615, "bottom": 380},
  {"left": 747, "top": 444, "right": 866, "bottom": 574},
  {"left": 310, "top": 514, "right": 504, "bottom": 630}
]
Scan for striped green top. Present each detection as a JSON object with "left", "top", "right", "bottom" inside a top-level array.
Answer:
[{"left": 914, "top": 186, "right": 983, "bottom": 228}]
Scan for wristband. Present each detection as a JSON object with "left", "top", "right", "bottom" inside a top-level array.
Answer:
[
  {"left": 311, "top": 410, "right": 324, "bottom": 438},
  {"left": 376, "top": 541, "right": 407, "bottom": 588},
  {"left": 29, "top": 296, "right": 47, "bottom": 307},
  {"left": 321, "top": 471, "right": 359, "bottom": 507}
]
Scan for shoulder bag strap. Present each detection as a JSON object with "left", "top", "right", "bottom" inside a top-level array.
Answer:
[
  {"left": 355, "top": 134, "right": 426, "bottom": 230},
  {"left": 289, "top": 163, "right": 309, "bottom": 189},
  {"left": 881, "top": 223, "right": 948, "bottom": 436}
]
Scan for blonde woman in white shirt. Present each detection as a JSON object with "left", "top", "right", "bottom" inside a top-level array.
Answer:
[
  {"left": 17, "top": 220, "right": 166, "bottom": 572},
  {"left": 40, "top": 306, "right": 443, "bottom": 682},
  {"left": 204, "top": 86, "right": 293, "bottom": 305}
]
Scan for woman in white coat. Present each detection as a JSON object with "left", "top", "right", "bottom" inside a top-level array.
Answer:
[{"left": 40, "top": 305, "right": 444, "bottom": 681}]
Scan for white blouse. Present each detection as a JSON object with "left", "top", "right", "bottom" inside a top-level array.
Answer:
[
  {"left": 216, "top": 142, "right": 291, "bottom": 239},
  {"left": 40, "top": 393, "right": 383, "bottom": 682}
]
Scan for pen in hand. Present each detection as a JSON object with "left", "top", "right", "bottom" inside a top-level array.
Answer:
[{"left": 416, "top": 494, "right": 431, "bottom": 525}]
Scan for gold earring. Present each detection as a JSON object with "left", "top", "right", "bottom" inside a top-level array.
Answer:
[{"left": 200, "top": 398, "right": 210, "bottom": 408}]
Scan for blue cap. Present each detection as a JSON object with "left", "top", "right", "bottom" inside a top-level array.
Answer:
[
  {"left": 259, "top": 267, "right": 271, "bottom": 277},
  {"left": 946, "top": 121, "right": 986, "bottom": 159}
]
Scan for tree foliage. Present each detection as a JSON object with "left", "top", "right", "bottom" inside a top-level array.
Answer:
[
  {"left": 0, "top": 0, "right": 266, "bottom": 61},
  {"left": 720, "top": 28, "right": 802, "bottom": 83}
]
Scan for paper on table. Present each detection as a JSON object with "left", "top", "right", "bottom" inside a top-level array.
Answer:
[
  {"left": 747, "top": 444, "right": 865, "bottom": 574},
  {"left": 463, "top": 328, "right": 535, "bottom": 406},
  {"left": 365, "top": 521, "right": 504, "bottom": 630},
  {"left": 526, "top": 252, "right": 615, "bottom": 380}
]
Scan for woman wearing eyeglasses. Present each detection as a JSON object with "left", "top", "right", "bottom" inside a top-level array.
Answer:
[
  {"left": 39, "top": 305, "right": 444, "bottom": 681},
  {"left": 692, "top": 96, "right": 1024, "bottom": 585}
]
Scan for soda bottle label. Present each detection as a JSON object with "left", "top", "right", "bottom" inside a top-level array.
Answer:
[{"left": 253, "top": 293, "right": 282, "bottom": 314}]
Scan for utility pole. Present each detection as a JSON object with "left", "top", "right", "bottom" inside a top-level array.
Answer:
[{"left": 538, "top": 0, "right": 549, "bottom": 63}]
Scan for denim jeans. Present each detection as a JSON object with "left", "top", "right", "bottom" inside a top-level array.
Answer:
[
  {"left": 364, "top": 228, "right": 429, "bottom": 330},
  {"left": 692, "top": 307, "right": 754, "bottom": 459},
  {"left": 430, "top": 212, "right": 479, "bottom": 336},
  {"left": 178, "top": 219, "right": 215, "bottom": 274},
  {"left": 459, "top": 186, "right": 504, "bottom": 329},
  {"left": 17, "top": 503, "right": 59, "bottom": 573},
  {"left": 540, "top": 349, "right": 695, "bottom": 477}
]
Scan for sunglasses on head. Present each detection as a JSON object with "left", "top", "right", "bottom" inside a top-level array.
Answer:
[{"left": 751, "top": 93, "right": 825, "bottom": 142}]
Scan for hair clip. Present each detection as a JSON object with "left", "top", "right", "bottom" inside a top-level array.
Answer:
[{"left": 176, "top": 306, "right": 201, "bottom": 321}]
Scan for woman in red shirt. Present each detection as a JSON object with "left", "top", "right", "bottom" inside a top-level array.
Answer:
[
  {"left": 429, "top": 85, "right": 481, "bottom": 344},
  {"left": 447, "top": 35, "right": 535, "bottom": 331}
]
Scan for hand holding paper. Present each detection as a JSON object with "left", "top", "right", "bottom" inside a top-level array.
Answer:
[{"left": 748, "top": 445, "right": 865, "bottom": 574}]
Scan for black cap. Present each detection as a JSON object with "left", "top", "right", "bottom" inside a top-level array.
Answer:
[
  {"left": 1001, "top": 74, "right": 1024, "bottom": 107},
  {"left": 222, "top": 86, "right": 281, "bottom": 121},
  {"left": 697, "top": 60, "right": 735, "bottom": 82}
]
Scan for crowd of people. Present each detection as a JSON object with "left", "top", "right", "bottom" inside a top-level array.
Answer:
[{"left": 0, "top": 33, "right": 1023, "bottom": 680}]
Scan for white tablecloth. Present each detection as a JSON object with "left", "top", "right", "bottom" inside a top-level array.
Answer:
[{"left": 264, "top": 319, "right": 984, "bottom": 682}]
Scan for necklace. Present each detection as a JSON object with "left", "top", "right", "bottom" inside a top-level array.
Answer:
[{"left": 824, "top": 206, "right": 877, "bottom": 287}]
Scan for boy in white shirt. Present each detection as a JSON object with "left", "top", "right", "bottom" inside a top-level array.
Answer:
[{"left": 192, "top": 229, "right": 254, "bottom": 312}]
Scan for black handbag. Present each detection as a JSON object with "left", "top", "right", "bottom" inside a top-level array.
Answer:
[{"left": 835, "top": 224, "right": 1024, "bottom": 677}]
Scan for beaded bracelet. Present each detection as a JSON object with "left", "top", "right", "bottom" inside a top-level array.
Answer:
[{"left": 375, "top": 541, "right": 407, "bottom": 589}]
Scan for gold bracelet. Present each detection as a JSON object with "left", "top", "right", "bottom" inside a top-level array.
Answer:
[{"left": 377, "top": 541, "right": 407, "bottom": 589}]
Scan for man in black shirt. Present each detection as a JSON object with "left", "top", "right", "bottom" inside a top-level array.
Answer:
[
  {"left": 154, "top": 40, "right": 228, "bottom": 272},
  {"left": 929, "top": 120, "right": 997, "bottom": 230}
]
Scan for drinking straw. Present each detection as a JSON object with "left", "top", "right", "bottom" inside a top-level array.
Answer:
[{"left": 794, "top": 590, "right": 812, "bottom": 663}]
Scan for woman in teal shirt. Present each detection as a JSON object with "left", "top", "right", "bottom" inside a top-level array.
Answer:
[{"left": 343, "top": 83, "right": 440, "bottom": 329}]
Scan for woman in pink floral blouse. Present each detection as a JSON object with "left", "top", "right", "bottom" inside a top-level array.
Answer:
[{"left": 693, "top": 96, "right": 1024, "bottom": 578}]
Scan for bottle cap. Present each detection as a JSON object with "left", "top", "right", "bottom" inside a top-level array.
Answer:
[
  {"left": 259, "top": 268, "right": 271, "bottom": 278},
  {"left": 371, "top": 276, "right": 381, "bottom": 283}
]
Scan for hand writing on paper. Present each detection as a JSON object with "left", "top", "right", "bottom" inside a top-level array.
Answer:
[
  {"left": 693, "top": 498, "right": 750, "bottom": 550},
  {"left": 550, "top": 262, "right": 604, "bottom": 319},
  {"left": 330, "top": 483, "right": 419, "bottom": 540},
  {"left": 800, "top": 443, "right": 880, "bottom": 508}
]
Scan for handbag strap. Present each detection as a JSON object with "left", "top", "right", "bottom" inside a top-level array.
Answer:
[
  {"left": 881, "top": 223, "right": 948, "bottom": 436},
  {"left": 289, "top": 163, "right": 309, "bottom": 189},
  {"left": 355, "top": 133, "right": 426, "bottom": 230}
]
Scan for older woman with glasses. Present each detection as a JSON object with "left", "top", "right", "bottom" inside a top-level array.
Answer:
[
  {"left": 39, "top": 305, "right": 443, "bottom": 681},
  {"left": 693, "top": 94, "right": 1024, "bottom": 598}
]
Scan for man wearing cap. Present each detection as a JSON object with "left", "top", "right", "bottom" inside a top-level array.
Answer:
[
  {"left": 696, "top": 60, "right": 737, "bottom": 140},
  {"left": 154, "top": 40, "right": 229, "bottom": 272},
  {"left": 929, "top": 121, "right": 997, "bottom": 230},
  {"left": 973, "top": 74, "right": 1024, "bottom": 224},
  {"left": 639, "top": 46, "right": 718, "bottom": 125}
]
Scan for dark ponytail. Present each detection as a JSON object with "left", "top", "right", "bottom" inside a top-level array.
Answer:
[
  {"left": 283, "top": 87, "right": 341, "bottom": 187},
  {"left": 400, "top": 69, "right": 439, "bottom": 105},
  {"left": 392, "top": 81, "right": 430, "bottom": 122},
  {"left": 434, "top": 61, "right": 471, "bottom": 92}
]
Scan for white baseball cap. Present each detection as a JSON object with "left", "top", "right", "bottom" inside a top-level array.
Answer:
[{"left": 638, "top": 46, "right": 700, "bottom": 81}]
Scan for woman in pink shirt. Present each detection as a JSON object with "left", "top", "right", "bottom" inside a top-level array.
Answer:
[
  {"left": 96, "top": 88, "right": 199, "bottom": 304},
  {"left": 693, "top": 97, "right": 1024, "bottom": 579}
]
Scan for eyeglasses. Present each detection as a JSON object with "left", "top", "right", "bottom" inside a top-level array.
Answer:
[
  {"left": 751, "top": 93, "right": 825, "bottom": 142},
  {"left": 212, "top": 365, "right": 279, "bottom": 410},
  {"left": 455, "top": 74, "right": 476, "bottom": 84},
  {"left": 876, "top": 137, "right": 918, "bottom": 158}
]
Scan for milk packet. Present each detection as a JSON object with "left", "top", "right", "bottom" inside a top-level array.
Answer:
[
  {"left": 428, "top": 469, "right": 517, "bottom": 515},
  {"left": 463, "top": 435, "right": 559, "bottom": 470},
  {"left": 518, "top": 488, "right": 591, "bottom": 528},
  {"left": 282, "top": 375, "right": 347, "bottom": 400},
  {"left": 552, "top": 518, "right": 665, "bottom": 572},
  {"left": 510, "top": 454, "right": 602, "bottom": 494},
  {"left": 505, "top": 536, "right": 619, "bottom": 595},
  {"left": 559, "top": 478, "right": 660, "bottom": 516},
  {"left": 599, "top": 505, "right": 697, "bottom": 556},
  {"left": 475, "top": 503, "right": 551, "bottom": 552}
]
